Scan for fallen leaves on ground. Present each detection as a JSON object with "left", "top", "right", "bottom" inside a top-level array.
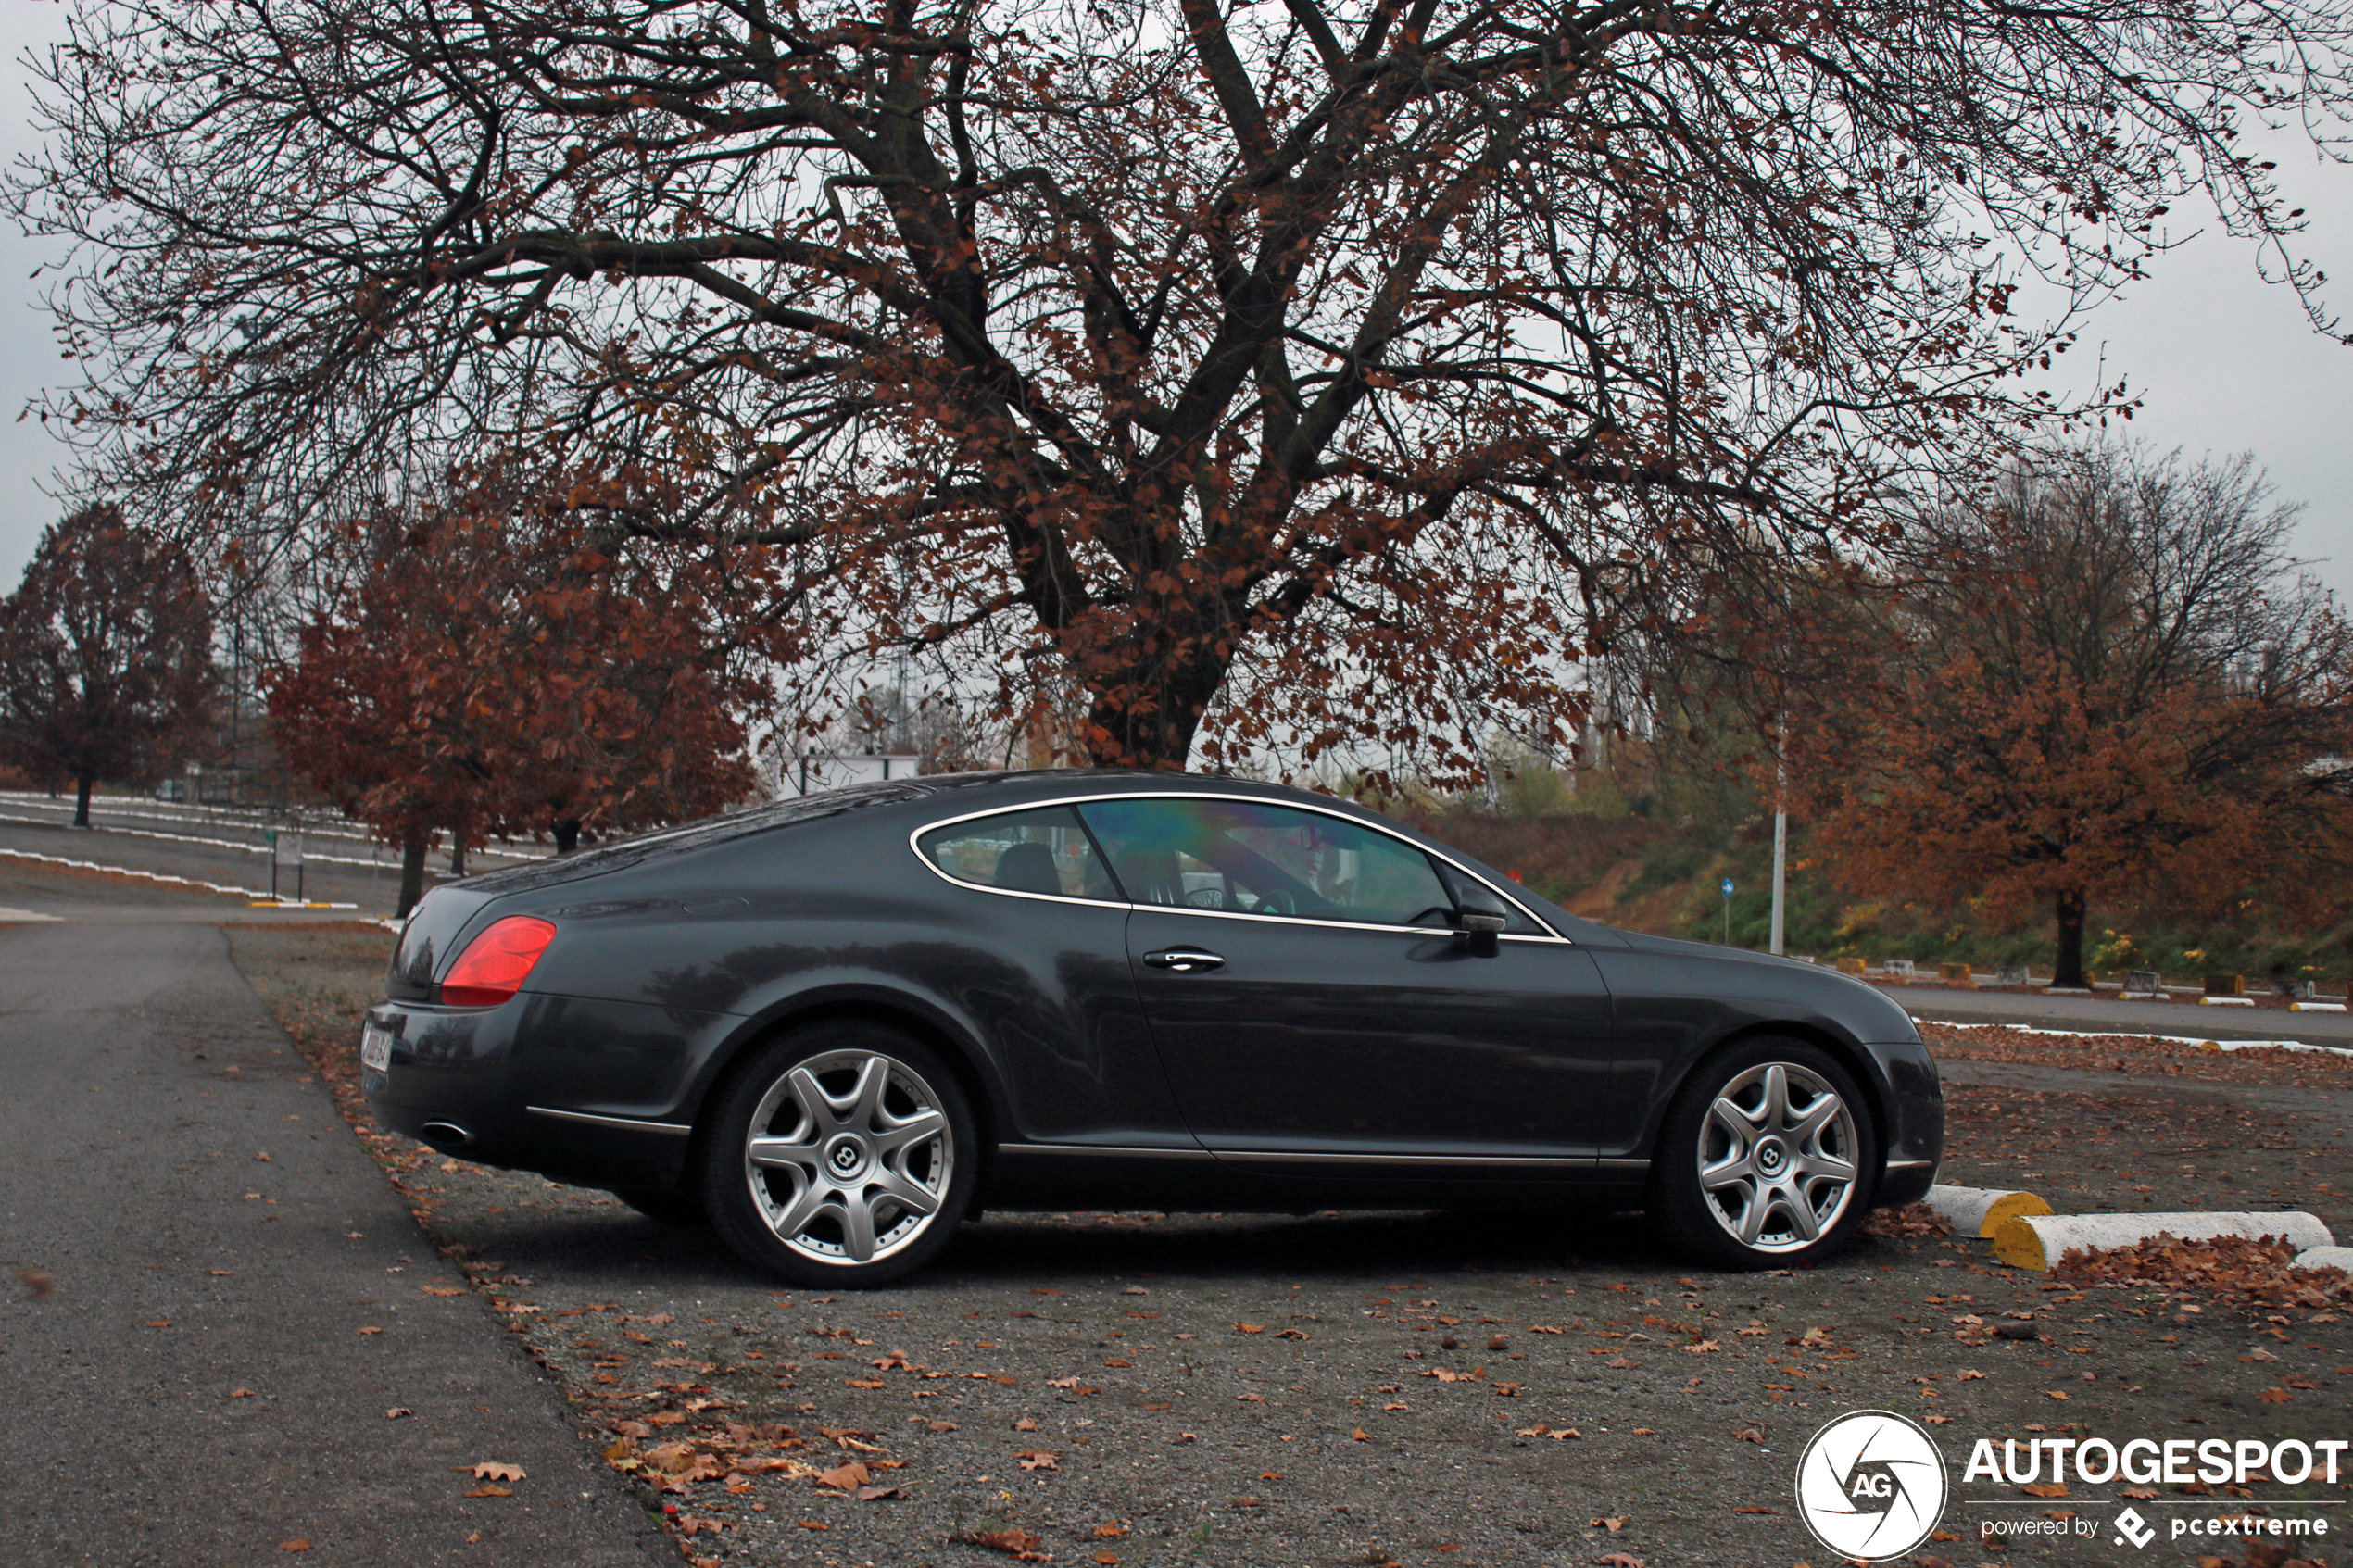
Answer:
[
  {"left": 1918, "top": 1021, "right": 2353, "bottom": 1090},
  {"left": 1017, "top": 1450, "right": 1061, "bottom": 1471},
  {"left": 2053, "top": 1233, "right": 2352, "bottom": 1318},
  {"left": 1863, "top": 1202, "right": 1955, "bottom": 1239},
  {"left": 1592, "top": 1553, "right": 1644, "bottom": 1568},
  {"left": 277, "top": 1540, "right": 309, "bottom": 1553}
]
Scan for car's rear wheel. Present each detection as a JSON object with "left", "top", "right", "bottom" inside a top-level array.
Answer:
[
  {"left": 700, "top": 1022, "right": 975, "bottom": 1287},
  {"left": 1652, "top": 1036, "right": 1876, "bottom": 1270}
]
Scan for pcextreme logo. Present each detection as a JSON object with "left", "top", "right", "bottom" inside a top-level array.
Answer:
[{"left": 1794, "top": 1410, "right": 1951, "bottom": 1562}]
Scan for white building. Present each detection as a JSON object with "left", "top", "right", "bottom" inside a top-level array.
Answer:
[{"left": 768, "top": 748, "right": 923, "bottom": 797}]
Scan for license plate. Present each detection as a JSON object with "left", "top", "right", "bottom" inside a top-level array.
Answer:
[{"left": 360, "top": 1022, "right": 396, "bottom": 1072}]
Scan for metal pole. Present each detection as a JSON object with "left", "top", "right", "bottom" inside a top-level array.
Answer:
[{"left": 1768, "top": 707, "right": 1788, "bottom": 956}]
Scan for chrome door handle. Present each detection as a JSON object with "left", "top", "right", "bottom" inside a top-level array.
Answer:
[{"left": 1142, "top": 947, "right": 1226, "bottom": 973}]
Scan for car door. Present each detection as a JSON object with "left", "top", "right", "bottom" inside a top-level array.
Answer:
[{"left": 1078, "top": 795, "right": 1619, "bottom": 1174}]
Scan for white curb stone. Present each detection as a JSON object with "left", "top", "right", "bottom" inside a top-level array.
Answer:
[
  {"left": 1991, "top": 1210, "right": 2336, "bottom": 1272},
  {"left": 2292, "top": 1246, "right": 2353, "bottom": 1273},
  {"left": 1923, "top": 1184, "right": 2052, "bottom": 1238}
]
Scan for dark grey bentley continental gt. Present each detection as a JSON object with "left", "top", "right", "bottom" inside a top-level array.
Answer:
[{"left": 362, "top": 771, "right": 1942, "bottom": 1286}]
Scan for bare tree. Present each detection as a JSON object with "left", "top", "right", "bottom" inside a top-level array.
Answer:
[
  {"left": 0, "top": 507, "right": 218, "bottom": 824},
  {"left": 14, "top": 0, "right": 2351, "bottom": 777}
]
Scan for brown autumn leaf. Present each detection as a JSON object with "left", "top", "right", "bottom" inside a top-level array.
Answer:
[
  {"left": 1235, "top": 1323, "right": 1264, "bottom": 1335},
  {"left": 964, "top": 1525, "right": 1048, "bottom": 1562},
  {"left": 1351, "top": 1428, "right": 1371, "bottom": 1442},
  {"left": 383, "top": 1407, "right": 411, "bottom": 1420},
  {"left": 19, "top": 1268, "right": 54, "bottom": 1299},
  {"left": 461, "top": 1486, "right": 511, "bottom": 1499},
  {"left": 1732, "top": 1508, "right": 1776, "bottom": 1514},
  {"left": 421, "top": 1286, "right": 465, "bottom": 1297},
  {"left": 814, "top": 1462, "right": 870, "bottom": 1491},
  {"left": 1592, "top": 1554, "right": 1645, "bottom": 1568},
  {"left": 854, "top": 1484, "right": 902, "bottom": 1501},
  {"left": 1591, "top": 1515, "right": 1629, "bottom": 1532},
  {"left": 1017, "top": 1450, "right": 1061, "bottom": 1471},
  {"left": 2020, "top": 1483, "right": 2069, "bottom": 1499},
  {"left": 277, "top": 1541, "right": 310, "bottom": 1554},
  {"left": 2260, "top": 1387, "right": 2294, "bottom": 1403},
  {"left": 2121, "top": 1486, "right": 2160, "bottom": 1500},
  {"left": 1093, "top": 1524, "right": 1127, "bottom": 1537},
  {"left": 471, "top": 1462, "right": 525, "bottom": 1483},
  {"left": 1013, "top": 1417, "right": 1039, "bottom": 1432}
]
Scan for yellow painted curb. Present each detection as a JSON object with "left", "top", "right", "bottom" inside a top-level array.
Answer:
[{"left": 1923, "top": 1184, "right": 2052, "bottom": 1238}]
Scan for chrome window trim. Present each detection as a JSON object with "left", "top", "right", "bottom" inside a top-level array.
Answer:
[
  {"left": 526, "top": 1105, "right": 693, "bottom": 1136},
  {"left": 906, "top": 790, "right": 1569, "bottom": 944}
]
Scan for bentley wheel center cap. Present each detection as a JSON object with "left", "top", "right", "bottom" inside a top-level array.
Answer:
[
  {"left": 824, "top": 1135, "right": 870, "bottom": 1180},
  {"left": 1755, "top": 1138, "right": 1788, "bottom": 1176}
]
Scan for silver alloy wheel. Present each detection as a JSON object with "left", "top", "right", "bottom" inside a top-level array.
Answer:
[
  {"left": 741, "top": 1048, "right": 955, "bottom": 1266},
  {"left": 1695, "top": 1061, "right": 1859, "bottom": 1252}
]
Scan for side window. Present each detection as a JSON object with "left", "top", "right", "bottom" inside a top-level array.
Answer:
[
  {"left": 916, "top": 807, "right": 1117, "bottom": 901},
  {"left": 1078, "top": 797, "right": 1454, "bottom": 928}
]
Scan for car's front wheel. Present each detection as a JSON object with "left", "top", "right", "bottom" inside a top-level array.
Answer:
[
  {"left": 1651, "top": 1037, "right": 1876, "bottom": 1270},
  {"left": 699, "top": 1022, "right": 975, "bottom": 1287}
]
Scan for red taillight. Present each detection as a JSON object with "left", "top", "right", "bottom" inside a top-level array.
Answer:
[{"left": 440, "top": 917, "right": 558, "bottom": 1008}]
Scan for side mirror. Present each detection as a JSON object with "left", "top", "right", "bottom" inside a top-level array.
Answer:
[{"left": 1453, "top": 884, "right": 1508, "bottom": 954}]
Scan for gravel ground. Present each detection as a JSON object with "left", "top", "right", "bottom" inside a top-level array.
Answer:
[{"left": 227, "top": 923, "right": 2353, "bottom": 1568}]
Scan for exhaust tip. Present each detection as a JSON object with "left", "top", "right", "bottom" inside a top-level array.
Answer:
[{"left": 420, "top": 1121, "right": 475, "bottom": 1149}]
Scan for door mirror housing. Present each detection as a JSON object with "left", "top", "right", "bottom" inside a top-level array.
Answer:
[{"left": 1453, "top": 884, "right": 1509, "bottom": 954}]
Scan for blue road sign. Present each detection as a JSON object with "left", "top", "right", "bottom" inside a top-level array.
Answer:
[{"left": 1719, "top": 877, "right": 1735, "bottom": 897}]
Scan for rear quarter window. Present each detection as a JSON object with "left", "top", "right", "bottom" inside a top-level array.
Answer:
[{"left": 916, "top": 807, "right": 1118, "bottom": 901}]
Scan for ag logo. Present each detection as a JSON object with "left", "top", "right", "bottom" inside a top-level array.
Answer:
[{"left": 1794, "top": 1410, "right": 1948, "bottom": 1562}]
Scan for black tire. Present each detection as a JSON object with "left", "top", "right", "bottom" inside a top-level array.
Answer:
[
  {"left": 610, "top": 1187, "right": 711, "bottom": 1229},
  {"left": 1650, "top": 1035, "right": 1878, "bottom": 1271},
  {"left": 698, "top": 1021, "right": 976, "bottom": 1288}
]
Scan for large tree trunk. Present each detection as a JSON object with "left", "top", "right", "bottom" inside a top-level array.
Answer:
[
  {"left": 2051, "top": 888, "right": 2089, "bottom": 990},
  {"left": 396, "top": 837, "right": 427, "bottom": 918},
  {"left": 1076, "top": 624, "right": 1228, "bottom": 769},
  {"left": 553, "top": 819, "right": 581, "bottom": 855},
  {"left": 448, "top": 841, "right": 466, "bottom": 876},
  {"left": 72, "top": 772, "right": 95, "bottom": 827}
]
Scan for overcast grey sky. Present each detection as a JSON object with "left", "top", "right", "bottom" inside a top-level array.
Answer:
[{"left": 5, "top": 7, "right": 2350, "bottom": 602}]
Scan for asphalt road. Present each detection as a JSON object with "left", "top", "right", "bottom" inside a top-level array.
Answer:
[
  {"left": 1894, "top": 978, "right": 2353, "bottom": 1047},
  {"left": 0, "top": 898, "right": 670, "bottom": 1567}
]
